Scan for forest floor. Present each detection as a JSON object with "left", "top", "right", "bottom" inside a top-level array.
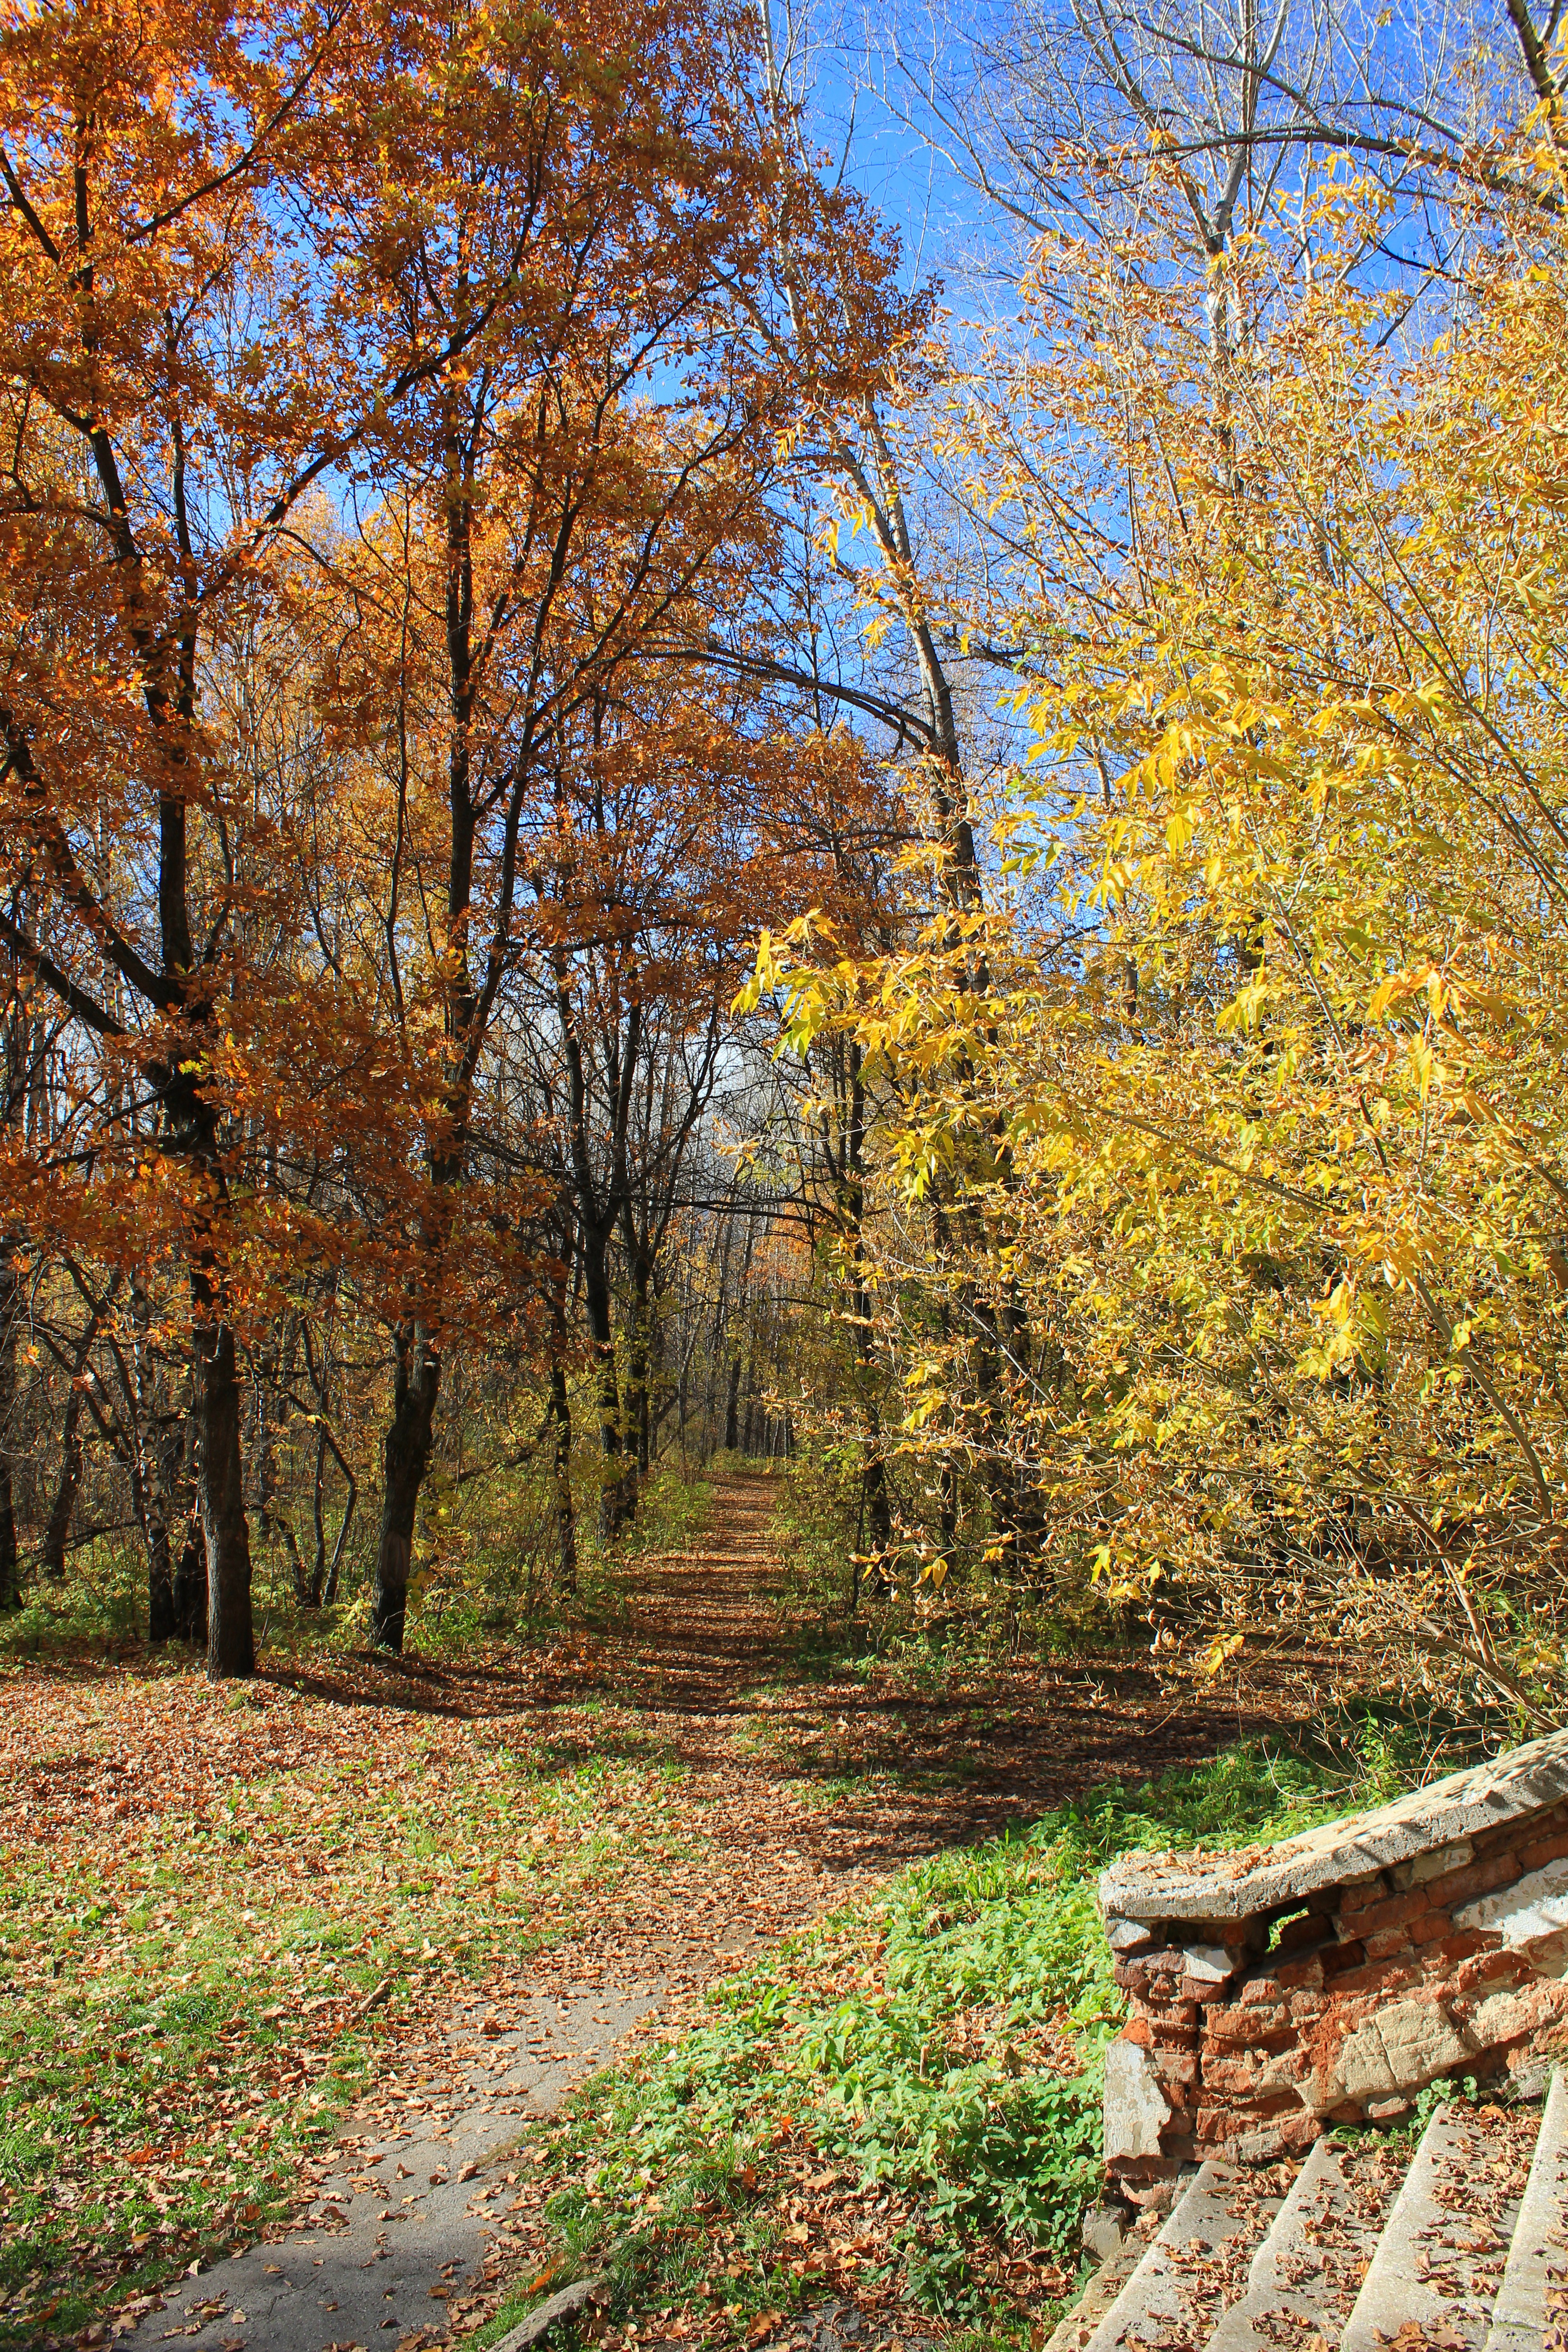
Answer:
[{"left": 1, "top": 1470, "right": 1306, "bottom": 2352}]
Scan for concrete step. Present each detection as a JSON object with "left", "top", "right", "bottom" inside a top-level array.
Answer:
[
  {"left": 1203, "top": 2132, "right": 1408, "bottom": 2350},
  {"left": 1079, "top": 2161, "right": 1287, "bottom": 2352},
  {"left": 1484, "top": 2068, "right": 1568, "bottom": 2352},
  {"left": 1041, "top": 2244, "right": 1145, "bottom": 2352},
  {"left": 1340, "top": 2099, "right": 1538, "bottom": 2352}
]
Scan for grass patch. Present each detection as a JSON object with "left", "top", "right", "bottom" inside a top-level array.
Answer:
[
  {"left": 0, "top": 1663, "right": 709, "bottom": 2346},
  {"left": 505, "top": 1730, "right": 1425, "bottom": 2349}
]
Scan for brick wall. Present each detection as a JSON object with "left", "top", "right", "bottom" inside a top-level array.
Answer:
[{"left": 1097, "top": 1734, "right": 1568, "bottom": 2202}]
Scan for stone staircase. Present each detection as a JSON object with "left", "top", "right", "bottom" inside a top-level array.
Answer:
[{"left": 1050, "top": 2070, "right": 1568, "bottom": 2351}]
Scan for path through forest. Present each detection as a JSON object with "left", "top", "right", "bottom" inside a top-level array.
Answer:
[{"left": 91, "top": 1470, "right": 1264, "bottom": 2352}]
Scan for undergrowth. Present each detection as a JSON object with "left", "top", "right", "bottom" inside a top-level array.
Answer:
[{"left": 492, "top": 1728, "right": 1423, "bottom": 2350}]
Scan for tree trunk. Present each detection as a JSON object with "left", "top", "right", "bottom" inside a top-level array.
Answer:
[
  {"left": 547, "top": 1234, "right": 578, "bottom": 1593},
  {"left": 40, "top": 1300, "right": 103, "bottom": 1582},
  {"left": 194, "top": 1304, "right": 255, "bottom": 1679},
  {"left": 39, "top": 1385, "right": 87, "bottom": 1582},
  {"left": 580, "top": 1220, "right": 627, "bottom": 1539},
  {"left": 620, "top": 1225, "right": 653, "bottom": 1495},
  {"left": 724, "top": 1352, "right": 742, "bottom": 1452},
  {"left": 372, "top": 1322, "right": 440, "bottom": 1653},
  {"left": 0, "top": 1247, "right": 18, "bottom": 1612},
  {"left": 173, "top": 1507, "right": 207, "bottom": 1644},
  {"left": 157, "top": 1403, "right": 207, "bottom": 1647},
  {"left": 253, "top": 1314, "right": 302, "bottom": 1595},
  {"left": 167, "top": 1070, "right": 255, "bottom": 1675},
  {"left": 722, "top": 1218, "right": 755, "bottom": 1455},
  {"left": 131, "top": 1279, "right": 177, "bottom": 1642},
  {"left": 138, "top": 1430, "right": 174, "bottom": 1637},
  {"left": 549, "top": 1353, "right": 578, "bottom": 1594},
  {"left": 145, "top": 1468, "right": 175, "bottom": 1643}
]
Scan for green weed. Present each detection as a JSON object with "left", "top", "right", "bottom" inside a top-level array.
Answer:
[{"left": 523, "top": 1728, "right": 1422, "bottom": 2345}]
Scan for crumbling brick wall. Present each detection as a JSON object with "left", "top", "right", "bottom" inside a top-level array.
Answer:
[{"left": 1098, "top": 1730, "right": 1568, "bottom": 2201}]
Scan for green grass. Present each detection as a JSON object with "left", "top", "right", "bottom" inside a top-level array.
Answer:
[
  {"left": 507, "top": 1729, "right": 1426, "bottom": 2348},
  {"left": 0, "top": 1683, "right": 708, "bottom": 2347}
]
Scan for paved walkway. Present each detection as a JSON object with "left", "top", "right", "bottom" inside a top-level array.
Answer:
[
  {"left": 112, "top": 1467, "right": 1255, "bottom": 2352},
  {"left": 128, "top": 1987, "right": 657, "bottom": 2352}
]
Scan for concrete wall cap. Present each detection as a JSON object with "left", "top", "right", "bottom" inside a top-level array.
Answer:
[{"left": 1098, "top": 1726, "right": 1568, "bottom": 1926}]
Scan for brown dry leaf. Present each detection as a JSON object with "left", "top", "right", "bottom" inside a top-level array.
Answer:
[{"left": 5, "top": 1473, "right": 1281, "bottom": 2351}]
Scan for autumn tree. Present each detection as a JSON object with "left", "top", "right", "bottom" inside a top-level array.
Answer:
[{"left": 0, "top": 0, "right": 804, "bottom": 1669}]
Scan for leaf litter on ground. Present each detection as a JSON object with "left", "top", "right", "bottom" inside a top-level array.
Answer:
[{"left": 0, "top": 1470, "right": 1392, "bottom": 2352}]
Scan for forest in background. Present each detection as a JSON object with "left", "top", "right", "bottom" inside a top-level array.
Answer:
[{"left": 3, "top": 0, "right": 1568, "bottom": 1718}]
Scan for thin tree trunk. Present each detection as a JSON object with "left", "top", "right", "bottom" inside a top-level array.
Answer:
[
  {"left": 308, "top": 1421, "right": 331, "bottom": 1606},
  {"left": 549, "top": 1354, "right": 578, "bottom": 1594},
  {"left": 547, "top": 1226, "right": 578, "bottom": 1592},
  {"left": 724, "top": 1352, "right": 742, "bottom": 1452},
  {"left": 372, "top": 1321, "right": 439, "bottom": 1653},
  {"left": 620, "top": 1221, "right": 653, "bottom": 1495},
  {"left": 0, "top": 1245, "right": 18, "bottom": 1612},
  {"left": 131, "top": 1278, "right": 178, "bottom": 1642},
  {"left": 194, "top": 1299, "right": 255, "bottom": 1679},
  {"left": 39, "top": 1386, "right": 88, "bottom": 1582},
  {"left": 580, "top": 1220, "right": 627, "bottom": 1539},
  {"left": 40, "top": 1298, "right": 106, "bottom": 1582}
]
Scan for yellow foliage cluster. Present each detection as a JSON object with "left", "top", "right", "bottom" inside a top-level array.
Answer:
[{"left": 752, "top": 130, "right": 1568, "bottom": 1710}]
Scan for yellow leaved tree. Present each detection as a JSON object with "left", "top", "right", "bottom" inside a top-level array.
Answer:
[{"left": 745, "top": 109, "right": 1568, "bottom": 1713}]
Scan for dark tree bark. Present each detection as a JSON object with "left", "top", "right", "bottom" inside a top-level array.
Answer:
[
  {"left": 579, "top": 1216, "right": 629, "bottom": 1538},
  {"left": 546, "top": 1222, "right": 578, "bottom": 1593},
  {"left": 195, "top": 1306, "right": 254, "bottom": 1677},
  {"left": 145, "top": 1465, "right": 176, "bottom": 1645},
  {"left": 39, "top": 1389, "right": 87, "bottom": 1583},
  {"left": 0, "top": 1244, "right": 18, "bottom": 1612},
  {"left": 130, "top": 1278, "right": 177, "bottom": 1642},
  {"left": 150, "top": 1401, "right": 208, "bottom": 1648},
  {"left": 371, "top": 1321, "right": 440, "bottom": 1652},
  {"left": 39, "top": 1294, "right": 107, "bottom": 1582},
  {"left": 722, "top": 1215, "right": 755, "bottom": 1453},
  {"left": 620, "top": 1211, "right": 655, "bottom": 1485},
  {"left": 549, "top": 1352, "right": 578, "bottom": 1594}
]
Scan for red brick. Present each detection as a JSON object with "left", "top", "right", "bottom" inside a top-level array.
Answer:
[
  {"left": 1288, "top": 1990, "right": 1328, "bottom": 2022},
  {"left": 1275, "top": 1910, "right": 1329, "bottom": 1955},
  {"left": 1122, "top": 2016, "right": 1153, "bottom": 2050},
  {"left": 1517, "top": 1827, "right": 1568, "bottom": 1873},
  {"left": 1142, "top": 2013, "right": 1203, "bottom": 2051},
  {"left": 1363, "top": 1927, "right": 1413, "bottom": 1960},
  {"left": 1408, "top": 1909, "right": 1457, "bottom": 1946},
  {"left": 1202, "top": 2049, "right": 1294, "bottom": 2095},
  {"left": 1411, "top": 1930, "right": 1491, "bottom": 1972},
  {"left": 1424, "top": 1850, "right": 1521, "bottom": 1909},
  {"left": 1196, "top": 2090, "right": 1303, "bottom": 2139},
  {"left": 1313, "top": 1954, "right": 1421, "bottom": 2000},
  {"left": 1478, "top": 1803, "right": 1567, "bottom": 1858},
  {"left": 1151, "top": 2047, "right": 1199, "bottom": 2085},
  {"left": 1236, "top": 2109, "right": 1321, "bottom": 2160},
  {"left": 1204, "top": 2005, "right": 1288, "bottom": 2046},
  {"left": 1240, "top": 1975, "right": 1284, "bottom": 2006},
  {"left": 1275, "top": 1953, "right": 1325, "bottom": 1991},
  {"left": 1334, "top": 1888, "right": 1430, "bottom": 1938},
  {"left": 1452, "top": 1948, "right": 1532, "bottom": 1996},
  {"left": 1200, "top": 2058, "right": 1259, "bottom": 2094},
  {"left": 1323, "top": 1939, "right": 1367, "bottom": 1977},
  {"left": 1116, "top": 1959, "right": 1183, "bottom": 1995}
]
